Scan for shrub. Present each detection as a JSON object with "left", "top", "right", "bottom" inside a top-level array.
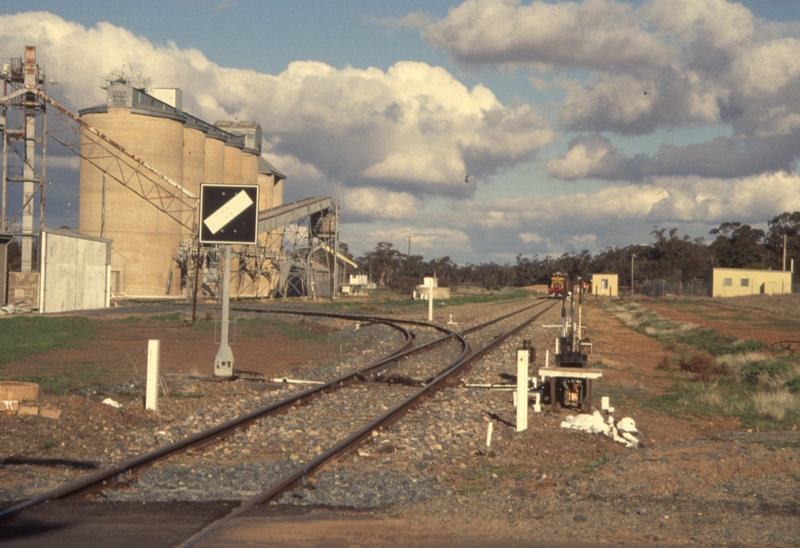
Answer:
[
  {"left": 785, "top": 376, "right": 800, "bottom": 395},
  {"left": 676, "top": 329, "right": 766, "bottom": 356},
  {"left": 656, "top": 355, "right": 671, "bottom": 370},
  {"left": 679, "top": 354, "right": 730, "bottom": 381},
  {"left": 740, "top": 358, "right": 794, "bottom": 384}
]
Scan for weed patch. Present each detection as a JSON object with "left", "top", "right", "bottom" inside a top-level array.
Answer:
[
  {"left": 740, "top": 358, "right": 794, "bottom": 384},
  {"left": 0, "top": 316, "right": 96, "bottom": 366},
  {"left": 676, "top": 329, "right": 766, "bottom": 356}
]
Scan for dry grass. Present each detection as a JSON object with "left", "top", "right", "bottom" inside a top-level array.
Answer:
[
  {"left": 751, "top": 389, "right": 800, "bottom": 421},
  {"left": 726, "top": 294, "right": 800, "bottom": 320},
  {"left": 696, "top": 386, "right": 725, "bottom": 409}
]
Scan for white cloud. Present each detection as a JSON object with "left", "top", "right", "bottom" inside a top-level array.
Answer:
[
  {"left": 45, "top": 155, "right": 80, "bottom": 171},
  {"left": 424, "top": 0, "right": 671, "bottom": 70},
  {"left": 369, "top": 12, "right": 435, "bottom": 31},
  {"left": 0, "top": 12, "right": 552, "bottom": 204},
  {"left": 423, "top": 0, "right": 800, "bottom": 143},
  {"left": 547, "top": 134, "right": 633, "bottom": 180},
  {"left": 341, "top": 188, "right": 418, "bottom": 220},
  {"left": 365, "top": 226, "right": 470, "bottom": 253}
]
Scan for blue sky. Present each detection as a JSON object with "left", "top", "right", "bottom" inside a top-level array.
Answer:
[{"left": 4, "top": 1, "right": 800, "bottom": 263}]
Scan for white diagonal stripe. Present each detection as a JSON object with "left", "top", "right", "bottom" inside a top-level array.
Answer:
[{"left": 204, "top": 190, "right": 253, "bottom": 234}]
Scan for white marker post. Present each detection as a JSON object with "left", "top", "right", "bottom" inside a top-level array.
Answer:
[
  {"left": 428, "top": 284, "right": 434, "bottom": 322},
  {"left": 146, "top": 339, "right": 160, "bottom": 412},
  {"left": 516, "top": 346, "right": 530, "bottom": 432}
]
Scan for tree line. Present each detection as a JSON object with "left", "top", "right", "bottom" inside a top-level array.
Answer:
[{"left": 352, "top": 212, "right": 800, "bottom": 293}]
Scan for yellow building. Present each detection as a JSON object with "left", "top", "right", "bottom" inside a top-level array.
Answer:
[
  {"left": 591, "top": 273, "right": 618, "bottom": 297},
  {"left": 710, "top": 268, "right": 792, "bottom": 297}
]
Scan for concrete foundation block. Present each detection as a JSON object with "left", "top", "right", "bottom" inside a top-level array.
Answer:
[
  {"left": 40, "top": 407, "right": 62, "bottom": 420},
  {"left": 19, "top": 405, "right": 39, "bottom": 416}
]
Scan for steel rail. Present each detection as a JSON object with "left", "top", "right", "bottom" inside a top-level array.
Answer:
[
  {"left": 0, "top": 300, "right": 548, "bottom": 520},
  {"left": 0, "top": 317, "right": 419, "bottom": 519},
  {"left": 178, "top": 300, "right": 557, "bottom": 547},
  {"left": 235, "top": 299, "right": 547, "bottom": 382}
]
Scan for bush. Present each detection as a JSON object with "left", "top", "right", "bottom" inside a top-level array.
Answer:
[
  {"left": 676, "top": 329, "right": 766, "bottom": 356},
  {"left": 785, "top": 376, "right": 800, "bottom": 395},
  {"left": 656, "top": 354, "right": 671, "bottom": 370},
  {"left": 740, "top": 358, "right": 794, "bottom": 384},
  {"left": 679, "top": 354, "right": 730, "bottom": 381}
]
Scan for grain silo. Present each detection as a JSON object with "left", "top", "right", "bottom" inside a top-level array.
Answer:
[
  {"left": 79, "top": 80, "right": 186, "bottom": 296},
  {"left": 78, "top": 76, "right": 282, "bottom": 298},
  {"left": 222, "top": 137, "right": 243, "bottom": 184},
  {"left": 204, "top": 126, "right": 226, "bottom": 183},
  {"left": 181, "top": 112, "right": 209, "bottom": 196}
]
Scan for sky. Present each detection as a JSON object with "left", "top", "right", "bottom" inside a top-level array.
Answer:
[{"left": 4, "top": 0, "right": 800, "bottom": 264}]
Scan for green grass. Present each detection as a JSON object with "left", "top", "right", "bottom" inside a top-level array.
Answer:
[
  {"left": 237, "top": 317, "right": 321, "bottom": 341},
  {"left": 0, "top": 316, "right": 97, "bottom": 366},
  {"left": 37, "top": 441, "right": 58, "bottom": 451},
  {"left": 148, "top": 311, "right": 185, "bottom": 322}
]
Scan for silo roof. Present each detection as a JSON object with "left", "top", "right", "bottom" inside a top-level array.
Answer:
[{"left": 258, "top": 156, "right": 286, "bottom": 180}]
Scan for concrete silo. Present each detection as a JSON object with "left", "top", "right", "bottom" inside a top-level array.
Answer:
[
  {"left": 78, "top": 78, "right": 284, "bottom": 298},
  {"left": 222, "top": 138, "right": 243, "bottom": 184},
  {"left": 181, "top": 113, "right": 209, "bottom": 197},
  {"left": 204, "top": 127, "right": 226, "bottom": 184},
  {"left": 79, "top": 82, "right": 185, "bottom": 296}
]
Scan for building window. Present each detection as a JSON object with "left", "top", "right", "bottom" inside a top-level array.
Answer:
[
  {"left": 741, "top": 278, "right": 749, "bottom": 287},
  {"left": 723, "top": 278, "right": 732, "bottom": 287}
]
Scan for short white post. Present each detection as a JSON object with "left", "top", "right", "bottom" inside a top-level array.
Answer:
[
  {"left": 146, "top": 339, "right": 160, "bottom": 412},
  {"left": 516, "top": 346, "right": 530, "bottom": 432},
  {"left": 545, "top": 349, "right": 550, "bottom": 368},
  {"left": 486, "top": 422, "right": 494, "bottom": 449},
  {"left": 428, "top": 284, "right": 433, "bottom": 322}
]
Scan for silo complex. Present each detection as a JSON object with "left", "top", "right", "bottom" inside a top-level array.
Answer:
[{"left": 78, "top": 80, "right": 285, "bottom": 297}]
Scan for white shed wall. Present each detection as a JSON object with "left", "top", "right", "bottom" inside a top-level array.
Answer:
[{"left": 40, "top": 230, "right": 111, "bottom": 313}]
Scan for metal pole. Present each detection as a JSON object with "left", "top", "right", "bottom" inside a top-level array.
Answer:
[
  {"left": 783, "top": 234, "right": 787, "bottom": 271},
  {"left": 1, "top": 73, "right": 6, "bottom": 230},
  {"left": 631, "top": 254, "right": 636, "bottom": 297},
  {"left": 214, "top": 244, "right": 234, "bottom": 377},
  {"left": 332, "top": 203, "right": 339, "bottom": 300},
  {"left": 21, "top": 101, "right": 35, "bottom": 271},
  {"left": 40, "top": 104, "right": 46, "bottom": 230},
  {"left": 191, "top": 235, "right": 201, "bottom": 325},
  {"left": 100, "top": 174, "right": 106, "bottom": 238}
]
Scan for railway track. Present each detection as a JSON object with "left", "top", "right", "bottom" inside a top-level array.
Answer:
[{"left": 0, "top": 298, "right": 557, "bottom": 545}]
